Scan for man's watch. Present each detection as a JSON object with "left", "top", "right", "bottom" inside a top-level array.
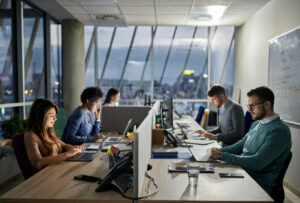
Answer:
[{"left": 217, "top": 152, "right": 223, "bottom": 160}]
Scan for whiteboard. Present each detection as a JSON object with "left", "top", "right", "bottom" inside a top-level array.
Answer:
[{"left": 268, "top": 26, "right": 300, "bottom": 125}]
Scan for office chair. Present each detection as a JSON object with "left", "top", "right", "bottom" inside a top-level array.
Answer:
[
  {"left": 195, "top": 105, "right": 205, "bottom": 124},
  {"left": 12, "top": 132, "right": 35, "bottom": 179},
  {"left": 270, "top": 152, "right": 292, "bottom": 203},
  {"left": 53, "top": 108, "right": 67, "bottom": 140},
  {"left": 244, "top": 111, "right": 254, "bottom": 134}
]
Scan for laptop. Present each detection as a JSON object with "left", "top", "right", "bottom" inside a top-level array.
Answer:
[
  {"left": 66, "top": 152, "right": 96, "bottom": 162},
  {"left": 105, "top": 118, "right": 132, "bottom": 143},
  {"left": 100, "top": 119, "right": 132, "bottom": 152}
]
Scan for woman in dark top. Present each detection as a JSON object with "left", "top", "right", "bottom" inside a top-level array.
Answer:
[{"left": 62, "top": 87, "right": 105, "bottom": 145}]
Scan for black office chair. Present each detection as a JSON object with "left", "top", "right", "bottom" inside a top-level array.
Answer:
[
  {"left": 244, "top": 111, "right": 254, "bottom": 134},
  {"left": 270, "top": 152, "right": 292, "bottom": 203}
]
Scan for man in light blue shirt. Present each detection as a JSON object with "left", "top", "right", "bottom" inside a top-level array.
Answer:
[{"left": 208, "top": 86, "right": 292, "bottom": 196}]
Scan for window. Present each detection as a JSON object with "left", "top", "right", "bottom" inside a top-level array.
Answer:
[
  {"left": 84, "top": 25, "right": 234, "bottom": 115},
  {"left": 50, "top": 21, "right": 62, "bottom": 106},
  {"left": 23, "top": 2, "right": 45, "bottom": 101},
  {"left": 0, "top": 0, "right": 15, "bottom": 104}
]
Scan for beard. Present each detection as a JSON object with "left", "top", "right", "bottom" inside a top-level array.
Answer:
[{"left": 252, "top": 108, "right": 266, "bottom": 120}]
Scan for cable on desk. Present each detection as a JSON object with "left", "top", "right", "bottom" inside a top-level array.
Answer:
[{"left": 115, "top": 171, "right": 158, "bottom": 200}]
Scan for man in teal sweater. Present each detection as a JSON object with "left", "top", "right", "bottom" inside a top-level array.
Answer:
[{"left": 208, "top": 86, "right": 291, "bottom": 195}]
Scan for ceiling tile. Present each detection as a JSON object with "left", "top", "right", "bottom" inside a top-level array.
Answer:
[
  {"left": 64, "top": 5, "right": 86, "bottom": 14},
  {"left": 156, "top": 6, "right": 191, "bottom": 15},
  {"left": 156, "top": 0, "right": 193, "bottom": 6},
  {"left": 125, "top": 14, "right": 155, "bottom": 25},
  {"left": 157, "top": 15, "right": 187, "bottom": 26},
  {"left": 118, "top": 0, "right": 154, "bottom": 6},
  {"left": 84, "top": 6, "right": 120, "bottom": 15},
  {"left": 121, "top": 6, "right": 154, "bottom": 15}
]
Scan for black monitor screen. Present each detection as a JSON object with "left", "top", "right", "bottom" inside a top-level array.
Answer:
[{"left": 164, "top": 98, "right": 173, "bottom": 128}]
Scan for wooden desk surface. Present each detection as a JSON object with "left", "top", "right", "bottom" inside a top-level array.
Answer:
[
  {"left": 139, "top": 117, "right": 273, "bottom": 203},
  {"left": 0, "top": 135, "right": 132, "bottom": 203}
]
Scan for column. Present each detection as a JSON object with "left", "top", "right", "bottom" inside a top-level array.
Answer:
[{"left": 62, "top": 19, "right": 84, "bottom": 116}]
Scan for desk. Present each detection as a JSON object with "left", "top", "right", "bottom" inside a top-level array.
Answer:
[
  {"left": 139, "top": 117, "right": 273, "bottom": 203},
  {"left": 0, "top": 133, "right": 132, "bottom": 203}
]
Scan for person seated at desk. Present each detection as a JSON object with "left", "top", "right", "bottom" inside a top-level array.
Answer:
[
  {"left": 103, "top": 88, "right": 120, "bottom": 107},
  {"left": 62, "top": 87, "right": 105, "bottom": 145},
  {"left": 194, "top": 84, "right": 244, "bottom": 146},
  {"left": 208, "top": 86, "right": 292, "bottom": 195},
  {"left": 24, "top": 99, "right": 83, "bottom": 171}
]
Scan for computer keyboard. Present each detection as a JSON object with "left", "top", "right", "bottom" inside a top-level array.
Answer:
[
  {"left": 188, "top": 147, "right": 210, "bottom": 162},
  {"left": 66, "top": 152, "right": 96, "bottom": 161}
]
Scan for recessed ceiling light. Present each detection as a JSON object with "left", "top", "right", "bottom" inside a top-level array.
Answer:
[
  {"left": 96, "top": 15, "right": 119, "bottom": 20},
  {"left": 194, "top": 14, "right": 212, "bottom": 21},
  {"left": 191, "top": 5, "right": 228, "bottom": 22}
]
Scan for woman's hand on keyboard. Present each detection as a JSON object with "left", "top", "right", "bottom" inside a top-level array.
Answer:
[{"left": 66, "top": 147, "right": 82, "bottom": 157}]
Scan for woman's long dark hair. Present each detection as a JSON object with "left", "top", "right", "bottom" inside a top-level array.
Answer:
[
  {"left": 103, "top": 88, "right": 119, "bottom": 105},
  {"left": 26, "top": 99, "right": 61, "bottom": 154}
]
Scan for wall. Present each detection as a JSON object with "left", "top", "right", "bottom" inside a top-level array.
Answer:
[{"left": 234, "top": 0, "right": 300, "bottom": 194}]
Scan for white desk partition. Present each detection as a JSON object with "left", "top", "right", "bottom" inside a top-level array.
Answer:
[
  {"left": 151, "top": 101, "right": 160, "bottom": 114},
  {"left": 151, "top": 101, "right": 160, "bottom": 128},
  {"left": 133, "top": 110, "right": 153, "bottom": 199}
]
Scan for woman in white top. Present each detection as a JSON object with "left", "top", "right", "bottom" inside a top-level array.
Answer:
[{"left": 103, "top": 88, "right": 120, "bottom": 107}]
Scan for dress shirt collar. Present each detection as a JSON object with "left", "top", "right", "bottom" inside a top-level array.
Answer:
[
  {"left": 220, "top": 99, "right": 232, "bottom": 113},
  {"left": 260, "top": 113, "right": 279, "bottom": 124}
]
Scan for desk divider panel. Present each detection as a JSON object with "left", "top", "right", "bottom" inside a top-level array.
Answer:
[{"left": 133, "top": 110, "right": 153, "bottom": 198}]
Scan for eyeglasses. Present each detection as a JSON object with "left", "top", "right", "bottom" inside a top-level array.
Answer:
[{"left": 247, "top": 102, "right": 265, "bottom": 110}]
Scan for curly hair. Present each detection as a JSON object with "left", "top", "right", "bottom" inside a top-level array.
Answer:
[{"left": 80, "top": 87, "right": 103, "bottom": 103}]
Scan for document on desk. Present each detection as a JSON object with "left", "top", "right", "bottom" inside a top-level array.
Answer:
[{"left": 184, "top": 139, "right": 218, "bottom": 146}]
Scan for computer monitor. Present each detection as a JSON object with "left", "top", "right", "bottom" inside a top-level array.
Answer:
[{"left": 164, "top": 97, "right": 173, "bottom": 128}]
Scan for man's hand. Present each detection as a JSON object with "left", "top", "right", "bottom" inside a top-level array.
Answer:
[
  {"left": 202, "top": 132, "right": 216, "bottom": 140},
  {"left": 95, "top": 105, "right": 101, "bottom": 120},
  {"left": 193, "top": 129, "right": 206, "bottom": 135},
  {"left": 207, "top": 148, "right": 221, "bottom": 160},
  {"left": 94, "top": 134, "right": 105, "bottom": 142}
]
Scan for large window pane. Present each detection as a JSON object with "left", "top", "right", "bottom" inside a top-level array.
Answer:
[
  {"left": 84, "top": 26, "right": 95, "bottom": 87},
  {"left": 23, "top": 3, "right": 45, "bottom": 101},
  {"left": 153, "top": 26, "right": 175, "bottom": 99},
  {"left": 122, "top": 26, "right": 151, "bottom": 100},
  {"left": 0, "top": 15, "right": 15, "bottom": 103},
  {"left": 51, "top": 21, "right": 62, "bottom": 106},
  {"left": 210, "top": 26, "right": 234, "bottom": 97}
]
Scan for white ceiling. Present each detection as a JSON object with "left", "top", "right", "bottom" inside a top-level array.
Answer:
[{"left": 27, "top": 0, "right": 270, "bottom": 27}]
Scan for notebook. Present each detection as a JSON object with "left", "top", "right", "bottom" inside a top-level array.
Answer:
[
  {"left": 66, "top": 152, "right": 96, "bottom": 162},
  {"left": 188, "top": 147, "right": 211, "bottom": 162}
]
